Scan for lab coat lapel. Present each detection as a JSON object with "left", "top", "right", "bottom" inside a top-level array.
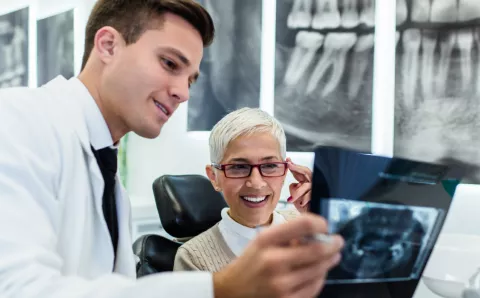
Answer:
[
  {"left": 113, "top": 178, "right": 136, "bottom": 277},
  {"left": 70, "top": 93, "right": 118, "bottom": 269},
  {"left": 48, "top": 76, "right": 135, "bottom": 275},
  {"left": 45, "top": 76, "right": 106, "bottom": 216},
  {"left": 66, "top": 86, "right": 135, "bottom": 276},
  {"left": 69, "top": 94, "right": 106, "bottom": 221},
  {"left": 72, "top": 95, "right": 135, "bottom": 276},
  {"left": 52, "top": 77, "right": 115, "bottom": 266}
]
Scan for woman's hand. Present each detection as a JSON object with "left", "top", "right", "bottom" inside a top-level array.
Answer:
[{"left": 286, "top": 157, "right": 312, "bottom": 213}]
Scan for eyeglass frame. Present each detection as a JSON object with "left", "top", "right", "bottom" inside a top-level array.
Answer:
[{"left": 211, "top": 162, "right": 288, "bottom": 178}]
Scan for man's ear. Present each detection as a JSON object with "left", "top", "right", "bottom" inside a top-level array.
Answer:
[
  {"left": 93, "top": 26, "right": 124, "bottom": 64},
  {"left": 205, "top": 165, "right": 221, "bottom": 192}
]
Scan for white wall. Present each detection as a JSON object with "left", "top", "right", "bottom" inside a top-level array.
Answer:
[{"left": 4, "top": 0, "right": 480, "bottom": 297}]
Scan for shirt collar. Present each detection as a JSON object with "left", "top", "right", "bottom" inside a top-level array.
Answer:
[
  {"left": 220, "top": 207, "right": 286, "bottom": 241},
  {"left": 71, "top": 77, "right": 114, "bottom": 150}
]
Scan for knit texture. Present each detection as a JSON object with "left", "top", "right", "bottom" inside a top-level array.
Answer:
[{"left": 173, "top": 209, "right": 300, "bottom": 272}]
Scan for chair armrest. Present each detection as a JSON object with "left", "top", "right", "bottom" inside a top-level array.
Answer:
[{"left": 133, "top": 234, "right": 182, "bottom": 277}]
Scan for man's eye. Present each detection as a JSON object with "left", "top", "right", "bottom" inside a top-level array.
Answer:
[{"left": 161, "top": 58, "right": 177, "bottom": 70}]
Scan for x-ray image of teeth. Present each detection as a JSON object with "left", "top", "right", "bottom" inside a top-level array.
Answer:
[
  {"left": 320, "top": 198, "right": 442, "bottom": 284},
  {"left": 187, "top": 0, "right": 261, "bottom": 131},
  {"left": 0, "top": 7, "right": 29, "bottom": 89},
  {"left": 275, "top": 0, "right": 374, "bottom": 152},
  {"left": 394, "top": 0, "right": 480, "bottom": 183},
  {"left": 37, "top": 10, "right": 74, "bottom": 87}
]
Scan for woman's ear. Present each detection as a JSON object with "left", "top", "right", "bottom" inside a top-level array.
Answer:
[{"left": 205, "top": 165, "right": 221, "bottom": 192}]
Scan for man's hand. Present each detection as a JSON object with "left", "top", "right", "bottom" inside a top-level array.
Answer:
[
  {"left": 213, "top": 214, "right": 344, "bottom": 298},
  {"left": 286, "top": 158, "right": 313, "bottom": 213}
]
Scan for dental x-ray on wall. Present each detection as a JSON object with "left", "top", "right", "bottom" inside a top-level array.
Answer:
[
  {"left": 0, "top": 7, "right": 29, "bottom": 88},
  {"left": 37, "top": 9, "right": 75, "bottom": 87},
  {"left": 187, "top": 0, "right": 262, "bottom": 131},
  {"left": 274, "top": 0, "right": 375, "bottom": 152},
  {"left": 394, "top": 0, "right": 480, "bottom": 183}
]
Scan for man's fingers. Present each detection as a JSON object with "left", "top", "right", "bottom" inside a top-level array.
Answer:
[
  {"left": 288, "top": 266, "right": 329, "bottom": 298},
  {"left": 288, "top": 236, "right": 344, "bottom": 269},
  {"left": 273, "top": 263, "right": 327, "bottom": 298},
  {"left": 255, "top": 214, "right": 330, "bottom": 246},
  {"left": 289, "top": 278, "right": 326, "bottom": 298},
  {"left": 260, "top": 234, "right": 344, "bottom": 271},
  {"left": 276, "top": 254, "right": 341, "bottom": 298}
]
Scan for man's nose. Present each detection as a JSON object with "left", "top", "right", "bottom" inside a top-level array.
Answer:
[{"left": 169, "top": 79, "right": 190, "bottom": 103}]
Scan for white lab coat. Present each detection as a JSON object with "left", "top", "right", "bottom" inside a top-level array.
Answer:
[{"left": 0, "top": 76, "right": 213, "bottom": 298}]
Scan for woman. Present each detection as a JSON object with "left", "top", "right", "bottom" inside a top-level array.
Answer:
[{"left": 173, "top": 107, "right": 313, "bottom": 272}]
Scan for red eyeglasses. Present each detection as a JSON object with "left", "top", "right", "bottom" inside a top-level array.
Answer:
[{"left": 212, "top": 162, "right": 288, "bottom": 178}]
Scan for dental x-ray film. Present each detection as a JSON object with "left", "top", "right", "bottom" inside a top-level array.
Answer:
[
  {"left": 187, "top": 0, "right": 262, "bottom": 132},
  {"left": 0, "top": 7, "right": 29, "bottom": 89},
  {"left": 310, "top": 146, "right": 464, "bottom": 298},
  {"left": 37, "top": 9, "right": 75, "bottom": 87},
  {"left": 394, "top": 0, "right": 480, "bottom": 184},
  {"left": 323, "top": 199, "right": 442, "bottom": 283},
  {"left": 274, "top": 0, "right": 375, "bottom": 153}
]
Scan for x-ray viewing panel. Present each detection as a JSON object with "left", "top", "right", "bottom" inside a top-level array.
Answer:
[
  {"left": 321, "top": 199, "right": 444, "bottom": 284},
  {"left": 310, "top": 146, "right": 464, "bottom": 298}
]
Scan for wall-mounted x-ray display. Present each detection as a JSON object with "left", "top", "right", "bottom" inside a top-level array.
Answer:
[
  {"left": 0, "top": 7, "right": 29, "bottom": 88},
  {"left": 37, "top": 9, "right": 75, "bottom": 87},
  {"left": 274, "top": 0, "right": 375, "bottom": 152},
  {"left": 394, "top": 0, "right": 480, "bottom": 183},
  {"left": 187, "top": 0, "right": 262, "bottom": 131}
]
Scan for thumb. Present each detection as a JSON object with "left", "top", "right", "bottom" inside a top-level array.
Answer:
[{"left": 255, "top": 214, "right": 329, "bottom": 247}]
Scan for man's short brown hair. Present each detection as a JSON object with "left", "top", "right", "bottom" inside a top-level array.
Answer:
[{"left": 81, "top": 0, "right": 215, "bottom": 70}]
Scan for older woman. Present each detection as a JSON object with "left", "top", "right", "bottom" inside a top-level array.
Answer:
[{"left": 173, "top": 107, "right": 313, "bottom": 272}]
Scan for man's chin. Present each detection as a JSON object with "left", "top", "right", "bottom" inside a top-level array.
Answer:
[{"left": 136, "top": 126, "right": 163, "bottom": 139}]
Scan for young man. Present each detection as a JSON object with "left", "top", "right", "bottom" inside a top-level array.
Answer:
[{"left": 0, "top": 1, "right": 344, "bottom": 297}]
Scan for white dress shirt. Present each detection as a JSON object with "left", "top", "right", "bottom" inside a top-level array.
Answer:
[
  {"left": 218, "top": 207, "right": 287, "bottom": 256},
  {"left": 82, "top": 86, "right": 115, "bottom": 150}
]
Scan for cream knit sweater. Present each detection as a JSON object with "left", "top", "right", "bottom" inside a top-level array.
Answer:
[{"left": 173, "top": 209, "right": 300, "bottom": 272}]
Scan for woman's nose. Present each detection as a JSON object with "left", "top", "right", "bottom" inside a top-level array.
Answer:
[{"left": 246, "top": 167, "right": 267, "bottom": 189}]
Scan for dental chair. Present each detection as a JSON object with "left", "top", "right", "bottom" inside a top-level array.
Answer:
[{"left": 133, "top": 174, "right": 227, "bottom": 277}]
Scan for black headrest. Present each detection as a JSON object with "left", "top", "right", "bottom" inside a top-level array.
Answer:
[{"left": 152, "top": 174, "right": 227, "bottom": 238}]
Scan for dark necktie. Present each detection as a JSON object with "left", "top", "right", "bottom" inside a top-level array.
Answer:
[{"left": 91, "top": 145, "right": 119, "bottom": 264}]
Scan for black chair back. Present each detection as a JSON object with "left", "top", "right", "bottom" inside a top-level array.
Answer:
[{"left": 133, "top": 174, "right": 227, "bottom": 276}]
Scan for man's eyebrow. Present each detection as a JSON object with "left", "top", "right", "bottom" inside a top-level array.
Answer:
[
  {"left": 161, "top": 46, "right": 200, "bottom": 82},
  {"left": 162, "top": 47, "right": 190, "bottom": 65}
]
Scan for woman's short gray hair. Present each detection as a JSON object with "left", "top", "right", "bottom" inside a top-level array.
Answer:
[{"left": 209, "top": 107, "right": 287, "bottom": 164}]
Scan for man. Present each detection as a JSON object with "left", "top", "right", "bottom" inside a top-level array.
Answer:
[{"left": 0, "top": 1, "right": 344, "bottom": 297}]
